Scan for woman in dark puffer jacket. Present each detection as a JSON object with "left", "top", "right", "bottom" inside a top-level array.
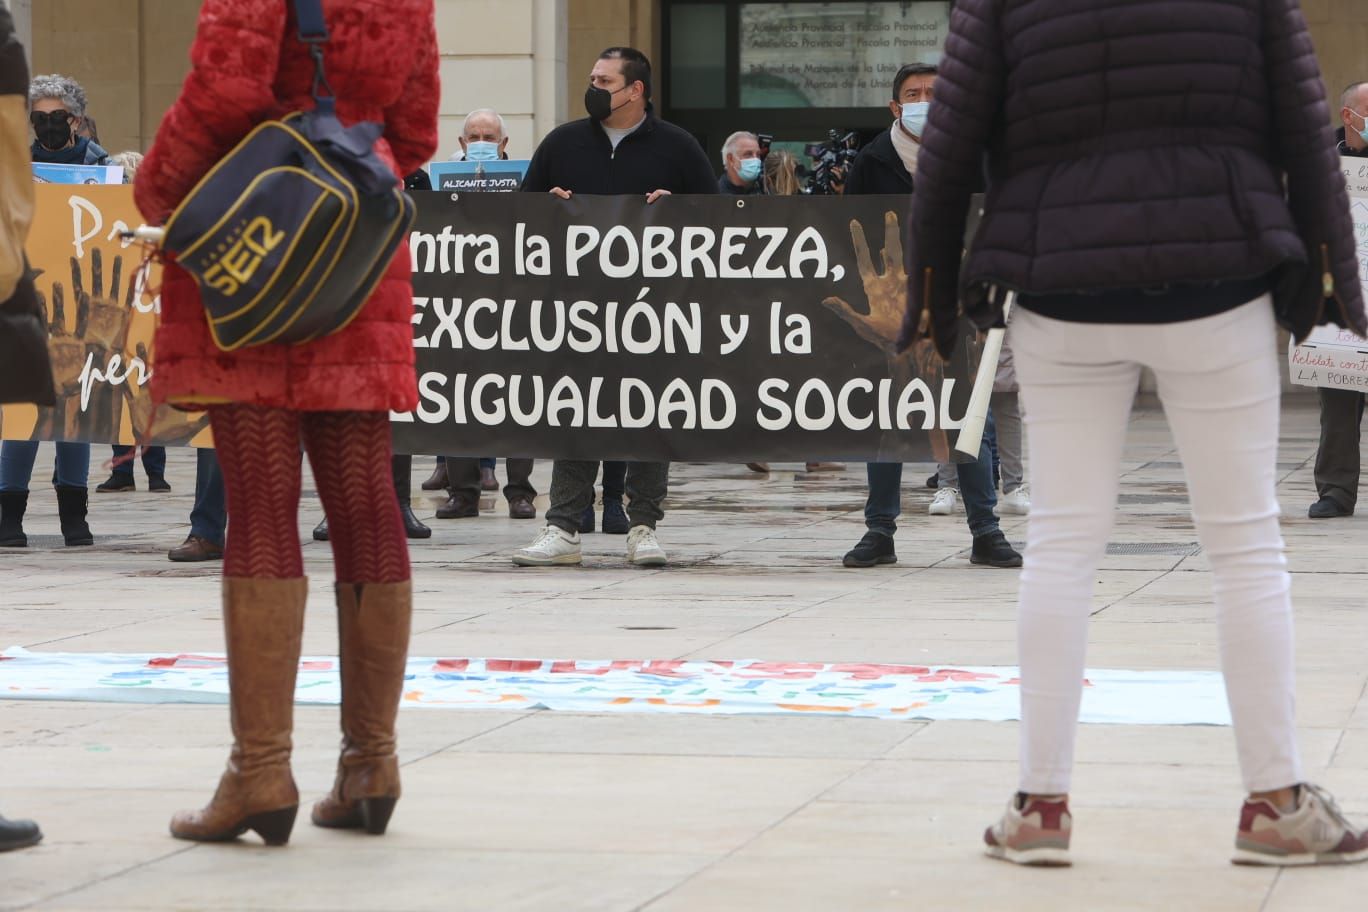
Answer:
[{"left": 902, "top": 0, "right": 1368, "bottom": 867}]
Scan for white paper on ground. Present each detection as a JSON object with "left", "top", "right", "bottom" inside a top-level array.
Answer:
[{"left": 0, "top": 648, "right": 1233, "bottom": 725}]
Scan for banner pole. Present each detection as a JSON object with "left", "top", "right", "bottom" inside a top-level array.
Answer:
[{"left": 953, "top": 290, "right": 1014, "bottom": 458}]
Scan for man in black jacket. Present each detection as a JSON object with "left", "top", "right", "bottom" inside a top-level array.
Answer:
[
  {"left": 513, "top": 47, "right": 716, "bottom": 569},
  {"left": 1309, "top": 80, "right": 1368, "bottom": 519},
  {"left": 0, "top": 0, "right": 46, "bottom": 854},
  {"left": 839, "top": 63, "right": 1021, "bottom": 570}
]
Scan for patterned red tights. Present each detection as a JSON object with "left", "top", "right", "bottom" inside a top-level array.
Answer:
[{"left": 209, "top": 404, "right": 409, "bottom": 583}]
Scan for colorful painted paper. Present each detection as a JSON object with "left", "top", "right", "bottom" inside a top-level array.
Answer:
[{"left": 0, "top": 649, "right": 1233, "bottom": 725}]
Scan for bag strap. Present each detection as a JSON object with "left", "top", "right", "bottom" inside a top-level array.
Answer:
[{"left": 292, "top": 0, "right": 334, "bottom": 106}]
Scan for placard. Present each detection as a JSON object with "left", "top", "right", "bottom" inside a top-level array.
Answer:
[{"left": 1289, "top": 156, "right": 1368, "bottom": 391}]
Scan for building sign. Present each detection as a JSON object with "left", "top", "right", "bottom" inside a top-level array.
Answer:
[{"left": 740, "top": 1, "right": 951, "bottom": 108}]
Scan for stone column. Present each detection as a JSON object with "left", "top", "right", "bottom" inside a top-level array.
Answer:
[{"left": 6, "top": 0, "right": 32, "bottom": 55}]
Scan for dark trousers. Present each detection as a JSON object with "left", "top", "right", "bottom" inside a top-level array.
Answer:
[
  {"left": 190, "top": 448, "right": 227, "bottom": 546},
  {"left": 1314, "top": 386, "right": 1364, "bottom": 511},
  {"left": 602, "top": 461, "right": 626, "bottom": 500},
  {"left": 865, "top": 432, "right": 1000, "bottom": 539},
  {"left": 110, "top": 445, "right": 166, "bottom": 480},
  {"left": 546, "top": 460, "right": 667, "bottom": 533},
  {"left": 445, "top": 456, "right": 536, "bottom": 500}
]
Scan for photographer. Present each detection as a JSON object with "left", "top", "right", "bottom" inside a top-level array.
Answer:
[
  {"left": 718, "top": 130, "right": 767, "bottom": 196},
  {"left": 839, "top": 61, "right": 1020, "bottom": 571}
]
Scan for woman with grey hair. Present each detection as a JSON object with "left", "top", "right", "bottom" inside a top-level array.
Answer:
[
  {"left": 27, "top": 73, "right": 109, "bottom": 165},
  {"left": 0, "top": 72, "right": 108, "bottom": 548}
]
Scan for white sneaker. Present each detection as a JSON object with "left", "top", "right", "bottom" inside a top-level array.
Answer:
[
  {"left": 511, "top": 525, "right": 582, "bottom": 566},
  {"left": 929, "top": 487, "right": 960, "bottom": 516},
  {"left": 1000, "top": 485, "right": 1030, "bottom": 515},
  {"left": 626, "top": 525, "right": 668, "bottom": 567}
]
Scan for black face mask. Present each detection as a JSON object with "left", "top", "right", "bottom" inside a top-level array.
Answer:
[
  {"left": 31, "top": 111, "right": 74, "bottom": 150},
  {"left": 585, "top": 85, "right": 628, "bottom": 122}
]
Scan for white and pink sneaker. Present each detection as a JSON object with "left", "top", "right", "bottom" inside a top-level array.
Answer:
[{"left": 984, "top": 793, "right": 1072, "bottom": 866}]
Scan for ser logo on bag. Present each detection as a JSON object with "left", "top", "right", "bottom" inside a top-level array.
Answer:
[{"left": 200, "top": 216, "right": 287, "bottom": 297}]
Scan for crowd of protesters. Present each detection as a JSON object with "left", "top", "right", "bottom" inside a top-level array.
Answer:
[{"left": 3, "top": 0, "right": 1368, "bottom": 873}]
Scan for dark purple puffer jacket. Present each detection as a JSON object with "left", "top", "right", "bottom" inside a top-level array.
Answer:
[{"left": 903, "top": 0, "right": 1366, "bottom": 358}]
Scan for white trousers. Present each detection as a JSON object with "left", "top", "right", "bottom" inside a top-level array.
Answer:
[{"left": 1011, "top": 297, "right": 1302, "bottom": 794}]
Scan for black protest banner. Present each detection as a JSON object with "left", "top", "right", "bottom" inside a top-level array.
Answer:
[{"left": 391, "top": 193, "right": 976, "bottom": 462}]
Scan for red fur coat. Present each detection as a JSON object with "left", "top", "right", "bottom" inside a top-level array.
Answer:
[{"left": 135, "top": 0, "right": 439, "bottom": 412}]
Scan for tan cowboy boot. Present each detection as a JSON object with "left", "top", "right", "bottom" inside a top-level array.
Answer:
[
  {"left": 171, "top": 577, "right": 308, "bottom": 846},
  {"left": 312, "top": 580, "right": 412, "bottom": 835}
]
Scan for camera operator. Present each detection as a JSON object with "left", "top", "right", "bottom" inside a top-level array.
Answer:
[
  {"left": 719, "top": 130, "right": 768, "bottom": 196},
  {"left": 806, "top": 130, "right": 859, "bottom": 195}
]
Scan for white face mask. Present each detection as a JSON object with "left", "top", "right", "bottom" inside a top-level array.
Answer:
[{"left": 900, "top": 101, "right": 930, "bottom": 138}]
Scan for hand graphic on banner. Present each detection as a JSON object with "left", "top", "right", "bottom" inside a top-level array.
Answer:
[
  {"left": 821, "top": 211, "right": 911, "bottom": 357},
  {"left": 28, "top": 250, "right": 206, "bottom": 445},
  {"left": 822, "top": 212, "right": 950, "bottom": 461},
  {"left": 28, "top": 252, "right": 130, "bottom": 443},
  {"left": 122, "top": 341, "right": 209, "bottom": 447}
]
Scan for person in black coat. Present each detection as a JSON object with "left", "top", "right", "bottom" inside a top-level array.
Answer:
[
  {"left": 514, "top": 47, "right": 716, "bottom": 570},
  {"left": 839, "top": 62, "right": 1020, "bottom": 574},
  {"left": 1309, "top": 88, "right": 1368, "bottom": 520},
  {"left": 905, "top": 0, "right": 1368, "bottom": 868},
  {"left": 521, "top": 49, "right": 716, "bottom": 200},
  {"left": 0, "top": 1, "right": 46, "bottom": 854}
]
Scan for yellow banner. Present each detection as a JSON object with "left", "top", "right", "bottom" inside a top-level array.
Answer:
[{"left": 0, "top": 184, "right": 211, "bottom": 447}]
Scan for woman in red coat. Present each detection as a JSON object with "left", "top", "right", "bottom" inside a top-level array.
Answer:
[{"left": 135, "top": 0, "right": 439, "bottom": 846}]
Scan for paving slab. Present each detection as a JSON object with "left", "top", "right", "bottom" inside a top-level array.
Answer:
[{"left": 2, "top": 400, "right": 1367, "bottom": 910}]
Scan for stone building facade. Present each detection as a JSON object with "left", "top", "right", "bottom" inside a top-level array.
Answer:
[{"left": 9, "top": 0, "right": 1366, "bottom": 161}]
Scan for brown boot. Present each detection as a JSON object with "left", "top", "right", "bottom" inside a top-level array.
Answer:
[
  {"left": 170, "top": 577, "right": 308, "bottom": 846},
  {"left": 312, "top": 580, "right": 413, "bottom": 835}
]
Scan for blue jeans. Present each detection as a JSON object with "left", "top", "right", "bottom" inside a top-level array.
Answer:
[
  {"left": 865, "top": 434, "right": 1000, "bottom": 539},
  {"left": 110, "top": 445, "right": 166, "bottom": 480},
  {"left": 190, "top": 448, "right": 226, "bottom": 546},
  {"left": 0, "top": 441, "right": 91, "bottom": 491}
]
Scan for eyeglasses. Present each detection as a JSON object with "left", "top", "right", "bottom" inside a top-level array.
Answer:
[{"left": 30, "top": 110, "right": 74, "bottom": 128}]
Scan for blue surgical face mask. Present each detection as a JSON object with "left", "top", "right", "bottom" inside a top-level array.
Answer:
[
  {"left": 465, "top": 141, "right": 500, "bottom": 162},
  {"left": 1353, "top": 110, "right": 1368, "bottom": 145},
  {"left": 900, "top": 101, "right": 930, "bottom": 138},
  {"left": 738, "top": 157, "right": 763, "bottom": 182}
]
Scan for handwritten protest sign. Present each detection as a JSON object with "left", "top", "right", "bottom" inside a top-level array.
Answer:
[{"left": 1288, "top": 157, "right": 1368, "bottom": 391}]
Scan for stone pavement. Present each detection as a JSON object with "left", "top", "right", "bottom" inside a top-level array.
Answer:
[{"left": 2, "top": 398, "right": 1367, "bottom": 911}]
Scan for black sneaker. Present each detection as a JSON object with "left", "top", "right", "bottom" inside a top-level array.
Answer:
[
  {"left": 147, "top": 475, "right": 171, "bottom": 493},
  {"left": 925, "top": 473, "right": 939, "bottom": 489},
  {"left": 1308, "top": 496, "right": 1353, "bottom": 519},
  {"left": 95, "top": 473, "right": 135, "bottom": 493},
  {"left": 843, "top": 531, "right": 896, "bottom": 568},
  {"left": 577, "top": 504, "right": 595, "bottom": 534},
  {"left": 602, "top": 499, "right": 630, "bottom": 534},
  {"left": 971, "top": 530, "right": 1022, "bottom": 568}
]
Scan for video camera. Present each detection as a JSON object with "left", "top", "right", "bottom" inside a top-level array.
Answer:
[{"left": 804, "top": 130, "right": 860, "bottom": 195}]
